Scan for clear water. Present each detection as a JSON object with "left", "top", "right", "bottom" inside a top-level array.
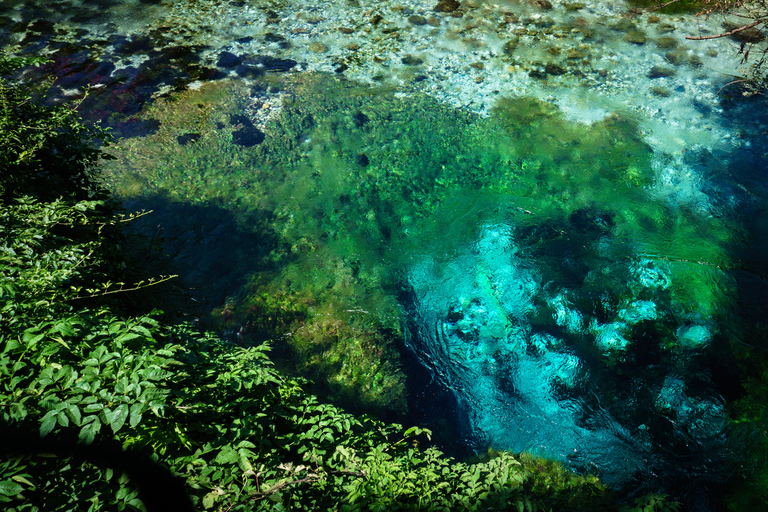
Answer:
[{"left": 5, "top": 0, "right": 768, "bottom": 507}]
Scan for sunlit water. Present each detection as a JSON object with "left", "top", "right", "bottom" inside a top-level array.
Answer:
[{"left": 5, "top": 0, "right": 768, "bottom": 507}]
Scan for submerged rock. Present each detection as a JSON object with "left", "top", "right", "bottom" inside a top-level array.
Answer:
[
  {"left": 433, "top": 0, "right": 460, "bottom": 13},
  {"left": 624, "top": 28, "right": 647, "bottom": 45}
]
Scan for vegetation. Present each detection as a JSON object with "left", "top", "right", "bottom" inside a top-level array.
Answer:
[{"left": 0, "top": 52, "right": 678, "bottom": 511}]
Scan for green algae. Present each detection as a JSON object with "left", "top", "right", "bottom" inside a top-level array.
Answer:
[{"left": 102, "top": 72, "right": 737, "bottom": 415}]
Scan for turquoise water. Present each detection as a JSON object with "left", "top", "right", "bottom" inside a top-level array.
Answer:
[{"left": 4, "top": 0, "right": 768, "bottom": 507}]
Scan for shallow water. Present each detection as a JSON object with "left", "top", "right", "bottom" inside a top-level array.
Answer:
[{"left": 5, "top": 0, "right": 768, "bottom": 507}]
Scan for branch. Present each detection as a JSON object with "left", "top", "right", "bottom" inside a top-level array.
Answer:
[
  {"left": 68, "top": 274, "right": 178, "bottom": 301},
  {"left": 686, "top": 19, "right": 762, "bottom": 40},
  {"left": 253, "top": 468, "right": 367, "bottom": 500}
]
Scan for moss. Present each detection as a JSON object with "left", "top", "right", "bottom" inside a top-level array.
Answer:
[{"left": 629, "top": 0, "right": 710, "bottom": 14}]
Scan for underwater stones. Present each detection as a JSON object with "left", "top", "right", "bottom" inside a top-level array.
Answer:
[
  {"left": 177, "top": 132, "right": 202, "bottom": 146},
  {"left": 408, "top": 15, "right": 428, "bottom": 26},
  {"left": 623, "top": 28, "right": 647, "bottom": 45},
  {"left": 565, "top": 2, "right": 585, "bottom": 11},
  {"left": 566, "top": 47, "right": 587, "bottom": 59},
  {"left": 257, "top": 56, "right": 298, "bottom": 72},
  {"left": 530, "top": 63, "right": 566, "bottom": 79},
  {"left": 657, "top": 23, "right": 675, "bottom": 34},
  {"left": 27, "top": 19, "right": 56, "bottom": 33},
  {"left": 217, "top": 51, "right": 242, "bottom": 68},
  {"left": 401, "top": 54, "right": 424, "bottom": 66},
  {"left": 677, "top": 324, "right": 712, "bottom": 350},
  {"left": 433, "top": 0, "right": 460, "bottom": 13},
  {"left": 309, "top": 42, "right": 329, "bottom": 53},
  {"left": 664, "top": 49, "right": 686, "bottom": 65},
  {"left": 352, "top": 111, "right": 370, "bottom": 127},
  {"left": 655, "top": 36, "right": 678, "bottom": 49},
  {"left": 235, "top": 64, "right": 263, "bottom": 79},
  {"left": 236, "top": 55, "right": 297, "bottom": 77},
  {"left": 650, "top": 86, "right": 671, "bottom": 97},
  {"left": 648, "top": 66, "right": 675, "bottom": 79},
  {"left": 529, "top": 0, "right": 553, "bottom": 9},
  {"left": 502, "top": 37, "right": 520, "bottom": 55},
  {"left": 229, "top": 114, "right": 265, "bottom": 147}
]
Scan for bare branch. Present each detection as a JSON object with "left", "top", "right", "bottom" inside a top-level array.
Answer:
[{"left": 686, "top": 19, "right": 762, "bottom": 40}]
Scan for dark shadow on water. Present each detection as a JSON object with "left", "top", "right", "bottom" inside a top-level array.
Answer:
[{"left": 118, "top": 193, "right": 287, "bottom": 324}]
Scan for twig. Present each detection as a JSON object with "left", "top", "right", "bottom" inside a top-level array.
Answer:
[{"left": 686, "top": 19, "right": 762, "bottom": 40}]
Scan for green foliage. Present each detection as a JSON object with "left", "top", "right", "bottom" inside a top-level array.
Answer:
[
  {"left": 619, "top": 493, "right": 682, "bottom": 512},
  {"left": 0, "top": 52, "right": 114, "bottom": 204}
]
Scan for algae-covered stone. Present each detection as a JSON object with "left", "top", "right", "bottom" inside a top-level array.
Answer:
[
  {"left": 502, "top": 36, "right": 520, "bottom": 55},
  {"left": 434, "top": 0, "right": 460, "bottom": 13},
  {"left": 309, "top": 42, "right": 329, "bottom": 53},
  {"left": 624, "top": 29, "right": 647, "bottom": 45},
  {"left": 656, "top": 36, "right": 678, "bottom": 49},
  {"left": 408, "top": 15, "right": 428, "bottom": 26},
  {"left": 648, "top": 66, "right": 675, "bottom": 78}
]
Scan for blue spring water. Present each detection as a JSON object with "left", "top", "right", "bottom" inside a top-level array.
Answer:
[{"left": 400, "top": 213, "right": 732, "bottom": 502}]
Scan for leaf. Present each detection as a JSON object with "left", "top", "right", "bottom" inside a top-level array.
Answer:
[
  {"left": 0, "top": 480, "right": 23, "bottom": 496},
  {"left": 22, "top": 330, "right": 44, "bottom": 347},
  {"left": 202, "top": 491, "right": 217, "bottom": 509},
  {"left": 110, "top": 404, "right": 129, "bottom": 433},
  {"left": 129, "top": 402, "right": 146, "bottom": 428},
  {"left": 79, "top": 417, "right": 101, "bottom": 444},
  {"left": 40, "top": 413, "right": 56, "bottom": 437},
  {"left": 215, "top": 448, "right": 237, "bottom": 465}
]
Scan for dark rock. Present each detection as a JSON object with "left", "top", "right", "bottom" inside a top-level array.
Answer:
[
  {"left": 232, "top": 127, "right": 265, "bottom": 147},
  {"left": 217, "top": 51, "right": 242, "bottom": 68},
  {"left": 235, "top": 64, "right": 263, "bottom": 78},
  {"left": 433, "top": 0, "right": 460, "bottom": 13},
  {"left": 648, "top": 66, "right": 675, "bottom": 79},
  {"left": 624, "top": 29, "right": 647, "bottom": 45},
  {"left": 502, "top": 37, "right": 519, "bottom": 55},
  {"left": 408, "top": 15, "right": 428, "bottom": 26},
  {"left": 401, "top": 55, "right": 424, "bottom": 65},
  {"left": 177, "top": 133, "right": 202, "bottom": 145},
  {"left": 353, "top": 111, "right": 369, "bottom": 127},
  {"left": 229, "top": 114, "right": 254, "bottom": 128},
  {"left": 664, "top": 51, "right": 685, "bottom": 65},
  {"left": 113, "top": 35, "right": 153, "bottom": 55},
  {"left": 656, "top": 36, "right": 677, "bottom": 49},
  {"left": 28, "top": 19, "right": 56, "bottom": 33},
  {"left": 545, "top": 63, "right": 566, "bottom": 75},
  {"left": 529, "top": 63, "right": 566, "bottom": 79},
  {"left": 257, "top": 55, "right": 297, "bottom": 72},
  {"left": 237, "top": 36, "right": 254, "bottom": 43},
  {"left": 115, "top": 118, "right": 161, "bottom": 138},
  {"left": 658, "top": 23, "right": 675, "bottom": 34},
  {"left": 529, "top": 0, "right": 553, "bottom": 9},
  {"left": 355, "top": 153, "right": 370, "bottom": 167}
]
